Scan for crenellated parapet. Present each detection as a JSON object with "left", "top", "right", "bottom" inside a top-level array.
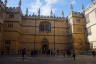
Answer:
[
  {"left": 5, "top": 7, "right": 21, "bottom": 14},
  {"left": 0, "top": 0, "right": 22, "bottom": 17},
  {"left": 85, "top": 3, "right": 96, "bottom": 15},
  {"left": 68, "top": 11, "right": 84, "bottom": 19},
  {"left": 0, "top": 1, "right": 5, "bottom": 8},
  {"left": 23, "top": 14, "right": 67, "bottom": 20}
]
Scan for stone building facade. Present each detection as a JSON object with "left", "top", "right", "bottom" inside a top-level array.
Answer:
[
  {"left": 85, "top": 3, "right": 96, "bottom": 50},
  {"left": 0, "top": 0, "right": 89, "bottom": 54}
]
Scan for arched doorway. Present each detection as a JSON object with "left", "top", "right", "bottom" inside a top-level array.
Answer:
[{"left": 41, "top": 38, "right": 49, "bottom": 54}]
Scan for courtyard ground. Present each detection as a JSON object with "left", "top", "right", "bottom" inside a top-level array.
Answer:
[{"left": 0, "top": 55, "right": 96, "bottom": 64}]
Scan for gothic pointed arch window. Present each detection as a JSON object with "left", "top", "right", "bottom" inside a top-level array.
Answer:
[{"left": 39, "top": 21, "right": 51, "bottom": 32}]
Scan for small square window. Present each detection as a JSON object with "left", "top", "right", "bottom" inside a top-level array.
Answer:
[
  {"left": 0, "top": 25, "right": 1, "bottom": 32},
  {"left": 77, "top": 19, "right": 81, "bottom": 23},
  {"left": 95, "top": 10, "right": 96, "bottom": 18},
  {"left": 86, "top": 15, "right": 90, "bottom": 24},
  {"left": 88, "top": 27, "right": 91, "bottom": 35},
  {"left": 9, "top": 14, "right": 14, "bottom": 18}
]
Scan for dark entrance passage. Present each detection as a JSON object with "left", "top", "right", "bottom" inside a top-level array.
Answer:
[
  {"left": 41, "top": 38, "right": 49, "bottom": 54},
  {"left": 42, "top": 44, "right": 48, "bottom": 54},
  {"left": 4, "top": 40, "right": 11, "bottom": 55}
]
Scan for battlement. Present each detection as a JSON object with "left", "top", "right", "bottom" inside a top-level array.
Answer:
[
  {"left": 23, "top": 15, "right": 66, "bottom": 20},
  {"left": 68, "top": 11, "right": 84, "bottom": 18},
  {"left": 6, "top": 7, "right": 20, "bottom": 13},
  {"left": 72, "top": 12, "right": 83, "bottom": 15},
  {"left": 0, "top": 1, "right": 5, "bottom": 8},
  {"left": 85, "top": 3, "right": 96, "bottom": 15},
  {"left": 85, "top": 3, "right": 96, "bottom": 12}
]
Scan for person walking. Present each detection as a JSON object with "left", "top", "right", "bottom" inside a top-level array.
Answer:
[
  {"left": 72, "top": 52, "right": 76, "bottom": 61},
  {"left": 31, "top": 50, "right": 34, "bottom": 56},
  {"left": 63, "top": 52, "right": 66, "bottom": 57},
  {"left": 92, "top": 50, "right": 96, "bottom": 57},
  {"left": 21, "top": 48, "right": 26, "bottom": 61}
]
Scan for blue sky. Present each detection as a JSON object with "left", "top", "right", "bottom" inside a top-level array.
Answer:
[{"left": 2, "top": 0, "right": 92, "bottom": 17}]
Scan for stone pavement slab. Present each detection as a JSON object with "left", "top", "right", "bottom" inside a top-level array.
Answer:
[{"left": 0, "top": 55, "right": 96, "bottom": 64}]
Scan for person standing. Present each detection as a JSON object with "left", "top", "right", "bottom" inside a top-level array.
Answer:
[{"left": 1, "top": 51, "right": 4, "bottom": 56}]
